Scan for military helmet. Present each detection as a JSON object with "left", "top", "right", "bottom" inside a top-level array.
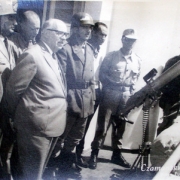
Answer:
[{"left": 71, "top": 12, "right": 94, "bottom": 28}]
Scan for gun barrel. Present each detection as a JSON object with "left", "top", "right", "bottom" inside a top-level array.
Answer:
[
  {"left": 121, "top": 60, "right": 180, "bottom": 115},
  {"left": 151, "top": 60, "right": 180, "bottom": 90}
]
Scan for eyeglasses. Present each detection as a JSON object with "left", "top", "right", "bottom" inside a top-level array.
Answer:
[{"left": 47, "top": 29, "right": 68, "bottom": 38}]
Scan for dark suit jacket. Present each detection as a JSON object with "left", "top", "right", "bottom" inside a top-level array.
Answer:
[
  {"left": 57, "top": 35, "right": 95, "bottom": 118},
  {"left": 6, "top": 41, "right": 67, "bottom": 137}
]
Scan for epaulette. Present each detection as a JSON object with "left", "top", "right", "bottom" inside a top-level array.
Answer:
[{"left": 107, "top": 50, "right": 118, "bottom": 56}]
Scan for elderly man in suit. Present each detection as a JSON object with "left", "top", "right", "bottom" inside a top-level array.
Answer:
[{"left": 6, "top": 19, "right": 68, "bottom": 180}]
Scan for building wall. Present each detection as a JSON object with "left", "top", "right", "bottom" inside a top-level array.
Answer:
[
  {"left": 44, "top": 0, "right": 180, "bottom": 150},
  {"left": 86, "top": 0, "right": 180, "bottom": 150}
]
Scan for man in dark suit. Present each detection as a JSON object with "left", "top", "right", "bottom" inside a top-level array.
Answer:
[
  {"left": 57, "top": 12, "right": 95, "bottom": 176},
  {"left": 6, "top": 19, "right": 68, "bottom": 180}
]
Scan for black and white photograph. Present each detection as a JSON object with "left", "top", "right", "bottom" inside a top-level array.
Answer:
[{"left": 0, "top": 0, "right": 180, "bottom": 179}]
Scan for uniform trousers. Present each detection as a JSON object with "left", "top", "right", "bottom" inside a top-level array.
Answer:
[
  {"left": 61, "top": 114, "right": 88, "bottom": 153},
  {"left": 91, "top": 88, "right": 131, "bottom": 150},
  {"left": 76, "top": 88, "right": 101, "bottom": 155},
  {"left": 17, "top": 130, "right": 55, "bottom": 180},
  {"left": 0, "top": 108, "right": 15, "bottom": 179}
]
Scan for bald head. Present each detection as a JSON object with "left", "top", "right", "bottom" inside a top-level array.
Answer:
[
  {"left": 42, "top": 19, "right": 67, "bottom": 32},
  {"left": 19, "top": 10, "right": 40, "bottom": 24},
  {"left": 41, "top": 19, "right": 68, "bottom": 52},
  {"left": 18, "top": 10, "right": 40, "bottom": 42}
]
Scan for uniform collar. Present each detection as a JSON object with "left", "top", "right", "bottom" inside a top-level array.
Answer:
[
  {"left": 88, "top": 39, "right": 100, "bottom": 58},
  {"left": 119, "top": 48, "right": 133, "bottom": 61}
]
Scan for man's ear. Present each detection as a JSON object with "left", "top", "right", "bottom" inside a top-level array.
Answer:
[
  {"left": 41, "top": 29, "right": 48, "bottom": 39},
  {"left": 121, "top": 36, "right": 125, "bottom": 43}
]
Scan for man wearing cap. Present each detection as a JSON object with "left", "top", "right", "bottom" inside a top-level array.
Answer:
[
  {"left": 75, "top": 22, "right": 108, "bottom": 168},
  {"left": 89, "top": 29, "right": 142, "bottom": 169},
  {"left": 0, "top": 11, "right": 17, "bottom": 39},
  {"left": 6, "top": 19, "right": 68, "bottom": 180},
  {"left": 0, "top": 0, "right": 21, "bottom": 179},
  {"left": 57, "top": 12, "right": 95, "bottom": 174}
]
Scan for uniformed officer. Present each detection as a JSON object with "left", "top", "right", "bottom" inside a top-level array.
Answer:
[
  {"left": 0, "top": 2, "right": 17, "bottom": 39},
  {"left": 0, "top": 0, "right": 20, "bottom": 179},
  {"left": 89, "top": 29, "right": 142, "bottom": 169},
  {"left": 75, "top": 22, "right": 108, "bottom": 168},
  {"left": 57, "top": 12, "right": 95, "bottom": 177}
]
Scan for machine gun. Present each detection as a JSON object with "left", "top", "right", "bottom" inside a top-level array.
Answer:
[
  {"left": 119, "top": 60, "right": 180, "bottom": 170},
  {"left": 120, "top": 59, "right": 180, "bottom": 117}
]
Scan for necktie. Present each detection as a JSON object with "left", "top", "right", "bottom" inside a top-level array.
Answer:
[
  {"left": 52, "top": 53, "right": 65, "bottom": 86},
  {"left": 4, "top": 38, "right": 9, "bottom": 59},
  {"left": 4, "top": 38, "right": 8, "bottom": 50},
  {"left": 4, "top": 38, "right": 13, "bottom": 69}
]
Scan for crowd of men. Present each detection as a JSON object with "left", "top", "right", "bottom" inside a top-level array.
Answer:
[{"left": 0, "top": 1, "right": 180, "bottom": 180}]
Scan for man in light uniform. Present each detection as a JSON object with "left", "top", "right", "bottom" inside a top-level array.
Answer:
[
  {"left": 0, "top": 1, "right": 20, "bottom": 179},
  {"left": 89, "top": 29, "right": 142, "bottom": 169}
]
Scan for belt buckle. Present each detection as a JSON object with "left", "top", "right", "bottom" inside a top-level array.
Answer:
[{"left": 84, "top": 81, "right": 89, "bottom": 89}]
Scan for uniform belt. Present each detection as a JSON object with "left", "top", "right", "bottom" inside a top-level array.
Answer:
[{"left": 68, "top": 81, "right": 92, "bottom": 89}]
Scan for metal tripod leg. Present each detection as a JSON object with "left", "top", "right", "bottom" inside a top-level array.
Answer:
[{"left": 131, "top": 142, "right": 151, "bottom": 170}]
